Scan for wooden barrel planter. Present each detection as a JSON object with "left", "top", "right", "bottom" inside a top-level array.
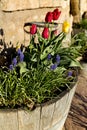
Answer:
[{"left": 0, "top": 82, "right": 77, "bottom": 130}]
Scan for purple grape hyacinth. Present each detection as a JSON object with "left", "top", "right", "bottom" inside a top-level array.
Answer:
[
  {"left": 50, "top": 63, "right": 57, "bottom": 70},
  {"left": 17, "top": 49, "right": 24, "bottom": 62},
  {"left": 17, "top": 49, "right": 22, "bottom": 55},
  {"left": 68, "top": 71, "right": 72, "bottom": 77},
  {"left": 19, "top": 52, "right": 24, "bottom": 62},
  {"left": 12, "top": 58, "right": 17, "bottom": 67},
  {"left": 56, "top": 54, "right": 60, "bottom": 64},
  {"left": 47, "top": 54, "right": 52, "bottom": 60},
  {"left": 9, "top": 64, "right": 13, "bottom": 70}
]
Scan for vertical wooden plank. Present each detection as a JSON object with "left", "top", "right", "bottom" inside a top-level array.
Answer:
[
  {"left": 64, "top": 83, "right": 77, "bottom": 115},
  {"left": 51, "top": 83, "right": 77, "bottom": 130},
  {"left": 0, "top": 109, "right": 18, "bottom": 130},
  {"left": 18, "top": 107, "right": 40, "bottom": 130},
  {"left": 47, "top": 115, "right": 67, "bottom": 130},
  {"left": 40, "top": 103, "right": 55, "bottom": 130},
  {"left": 51, "top": 92, "right": 69, "bottom": 126}
]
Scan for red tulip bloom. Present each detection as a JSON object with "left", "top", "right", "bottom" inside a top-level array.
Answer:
[
  {"left": 53, "top": 8, "right": 61, "bottom": 20},
  {"left": 42, "top": 27, "right": 49, "bottom": 39},
  {"left": 30, "top": 24, "right": 37, "bottom": 35},
  {"left": 45, "top": 12, "right": 53, "bottom": 23}
]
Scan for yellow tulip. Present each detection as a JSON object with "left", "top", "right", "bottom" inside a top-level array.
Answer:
[{"left": 62, "top": 21, "right": 70, "bottom": 33}]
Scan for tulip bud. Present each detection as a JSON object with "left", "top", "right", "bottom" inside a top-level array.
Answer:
[
  {"left": 45, "top": 12, "right": 53, "bottom": 23},
  {"left": 62, "top": 21, "right": 70, "bottom": 33},
  {"left": 42, "top": 27, "right": 49, "bottom": 39},
  {"left": 30, "top": 24, "right": 37, "bottom": 35},
  {"left": 16, "top": 45, "right": 20, "bottom": 51},
  {"left": 52, "top": 8, "right": 61, "bottom": 20}
]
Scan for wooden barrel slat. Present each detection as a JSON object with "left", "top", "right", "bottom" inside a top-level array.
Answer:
[
  {"left": 40, "top": 103, "right": 55, "bottom": 130},
  {"left": 0, "top": 110, "right": 18, "bottom": 130},
  {"left": 18, "top": 107, "right": 40, "bottom": 130},
  {"left": 48, "top": 83, "right": 77, "bottom": 130},
  {"left": 51, "top": 92, "right": 69, "bottom": 126}
]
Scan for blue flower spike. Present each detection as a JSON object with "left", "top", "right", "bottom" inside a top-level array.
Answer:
[
  {"left": 17, "top": 49, "right": 22, "bottom": 55},
  {"left": 19, "top": 52, "right": 24, "bottom": 62},
  {"left": 47, "top": 54, "right": 52, "bottom": 60},
  {"left": 9, "top": 64, "right": 13, "bottom": 70},
  {"left": 17, "top": 49, "right": 24, "bottom": 62},
  {"left": 56, "top": 54, "right": 60, "bottom": 65},
  {"left": 68, "top": 71, "right": 72, "bottom": 77},
  {"left": 50, "top": 63, "right": 57, "bottom": 70},
  {"left": 12, "top": 58, "right": 17, "bottom": 67}
]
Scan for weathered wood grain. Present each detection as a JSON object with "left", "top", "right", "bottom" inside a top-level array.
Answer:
[
  {"left": 18, "top": 107, "right": 40, "bottom": 130},
  {"left": 40, "top": 103, "right": 55, "bottom": 130},
  {"left": 0, "top": 109, "right": 18, "bottom": 130},
  {"left": 49, "top": 83, "right": 77, "bottom": 130}
]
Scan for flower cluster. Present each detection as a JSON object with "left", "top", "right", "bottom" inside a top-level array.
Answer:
[
  {"left": 9, "top": 8, "right": 78, "bottom": 75},
  {"left": 9, "top": 8, "right": 70, "bottom": 72},
  {"left": 30, "top": 9, "right": 62, "bottom": 39},
  {"left": 45, "top": 8, "right": 61, "bottom": 23},
  {"left": 9, "top": 48, "right": 24, "bottom": 70},
  {"left": 0, "top": 8, "right": 80, "bottom": 109},
  {"left": 26, "top": 8, "right": 72, "bottom": 73}
]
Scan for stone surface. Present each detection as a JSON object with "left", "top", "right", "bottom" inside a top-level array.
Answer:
[
  {"left": 0, "top": 0, "right": 70, "bottom": 11},
  {"left": 71, "top": 0, "right": 87, "bottom": 23},
  {"left": 1, "top": 0, "right": 39, "bottom": 11},
  {"left": 40, "top": 0, "right": 70, "bottom": 8},
  {"left": 0, "top": 0, "right": 71, "bottom": 46},
  {"left": 80, "top": 0, "right": 87, "bottom": 16},
  {"left": 62, "top": 127, "right": 65, "bottom": 130},
  {"left": 73, "top": 15, "right": 80, "bottom": 23},
  {"left": 39, "top": 0, "right": 53, "bottom": 7},
  {"left": 53, "top": 0, "right": 70, "bottom": 9}
]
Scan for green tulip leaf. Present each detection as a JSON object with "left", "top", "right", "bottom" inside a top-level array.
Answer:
[
  {"left": 70, "top": 60, "right": 83, "bottom": 69},
  {"left": 18, "top": 62, "right": 28, "bottom": 74}
]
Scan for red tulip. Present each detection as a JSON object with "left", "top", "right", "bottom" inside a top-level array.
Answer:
[
  {"left": 30, "top": 24, "right": 37, "bottom": 35},
  {"left": 45, "top": 12, "right": 53, "bottom": 23},
  {"left": 52, "top": 8, "right": 61, "bottom": 20},
  {"left": 42, "top": 27, "right": 49, "bottom": 39}
]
